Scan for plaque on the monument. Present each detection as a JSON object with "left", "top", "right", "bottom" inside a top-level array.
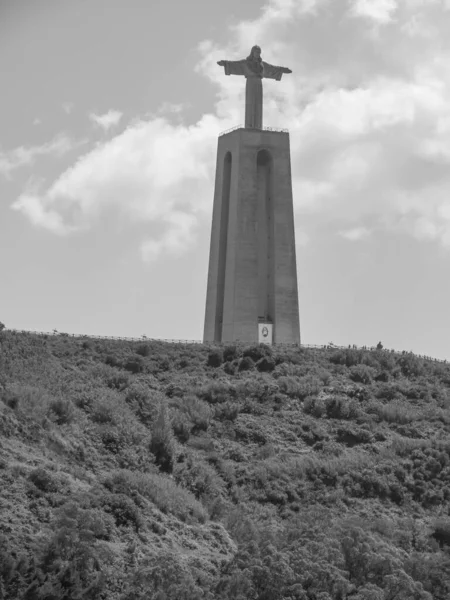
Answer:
[{"left": 258, "top": 323, "right": 273, "bottom": 345}]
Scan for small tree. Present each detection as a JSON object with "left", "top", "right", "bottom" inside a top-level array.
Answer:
[
  {"left": 150, "top": 400, "right": 176, "bottom": 473},
  {"left": 0, "top": 322, "right": 5, "bottom": 333}
]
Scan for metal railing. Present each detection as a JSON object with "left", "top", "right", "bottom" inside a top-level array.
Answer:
[
  {"left": 219, "top": 125, "right": 289, "bottom": 137},
  {"left": 3, "top": 328, "right": 448, "bottom": 363}
]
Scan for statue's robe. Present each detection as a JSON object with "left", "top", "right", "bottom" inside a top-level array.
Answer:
[{"left": 222, "top": 60, "right": 287, "bottom": 129}]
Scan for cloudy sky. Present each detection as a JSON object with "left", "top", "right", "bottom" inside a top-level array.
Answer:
[{"left": 2, "top": 0, "right": 450, "bottom": 359}]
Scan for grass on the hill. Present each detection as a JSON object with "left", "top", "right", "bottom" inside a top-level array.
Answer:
[{"left": 0, "top": 330, "right": 449, "bottom": 599}]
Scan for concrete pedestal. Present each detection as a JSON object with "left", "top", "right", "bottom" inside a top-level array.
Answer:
[{"left": 203, "top": 127, "right": 300, "bottom": 345}]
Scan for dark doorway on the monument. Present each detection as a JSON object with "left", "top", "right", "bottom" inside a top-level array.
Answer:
[
  {"left": 256, "top": 149, "right": 275, "bottom": 325},
  {"left": 215, "top": 151, "right": 232, "bottom": 342}
]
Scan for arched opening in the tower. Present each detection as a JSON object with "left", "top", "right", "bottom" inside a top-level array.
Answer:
[
  {"left": 256, "top": 149, "right": 275, "bottom": 325},
  {"left": 215, "top": 151, "right": 232, "bottom": 342}
]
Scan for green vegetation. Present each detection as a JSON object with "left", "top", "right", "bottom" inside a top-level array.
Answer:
[{"left": 0, "top": 331, "right": 449, "bottom": 599}]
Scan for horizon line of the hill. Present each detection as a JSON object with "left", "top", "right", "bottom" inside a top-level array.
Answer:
[{"left": 3, "top": 327, "right": 448, "bottom": 365}]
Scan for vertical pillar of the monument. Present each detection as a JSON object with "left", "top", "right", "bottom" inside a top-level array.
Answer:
[{"left": 203, "top": 128, "right": 300, "bottom": 345}]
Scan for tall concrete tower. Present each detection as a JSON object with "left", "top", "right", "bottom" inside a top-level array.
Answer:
[{"left": 203, "top": 46, "right": 300, "bottom": 345}]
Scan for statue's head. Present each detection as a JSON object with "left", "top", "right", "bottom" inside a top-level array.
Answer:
[{"left": 247, "top": 45, "right": 262, "bottom": 61}]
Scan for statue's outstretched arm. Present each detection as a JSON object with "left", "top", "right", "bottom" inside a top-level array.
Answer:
[
  {"left": 217, "top": 59, "right": 247, "bottom": 76},
  {"left": 262, "top": 61, "right": 292, "bottom": 80}
]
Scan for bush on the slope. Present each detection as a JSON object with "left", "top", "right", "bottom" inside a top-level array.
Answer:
[
  {"left": 213, "top": 401, "right": 240, "bottom": 422},
  {"left": 325, "top": 395, "right": 361, "bottom": 420},
  {"left": 238, "top": 356, "right": 254, "bottom": 372},
  {"left": 135, "top": 343, "right": 151, "bottom": 357},
  {"left": 207, "top": 349, "right": 223, "bottom": 367},
  {"left": 150, "top": 400, "right": 176, "bottom": 473},
  {"left": 350, "top": 364, "right": 377, "bottom": 384},
  {"left": 256, "top": 356, "right": 276, "bottom": 372},
  {"left": 122, "top": 551, "right": 206, "bottom": 600},
  {"left": 123, "top": 356, "right": 145, "bottom": 374},
  {"left": 223, "top": 345, "right": 238, "bottom": 362},
  {"left": 103, "top": 468, "right": 207, "bottom": 524},
  {"left": 398, "top": 352, "right": 424, "bottom": 377},
  {"left": 179, "top": 395, "right": 211, "bottom": 433},
  {"left": 48, "top": 397, "right": 76, "bottom": 425},
  {"left": 330, "top": 349, "right": 364, "bottom": 367},
  {"left": 174, "top": 452, "right": 224, "bottom": 503},
  {"left": 277, "top": 375, "right": 321, "bottom": 400},
  {"left": 242, "top": 344, "right": 272, "bottom": 363},
  {"left": 28, "top": 467, "right": 60, "bottom": 494},
  {"left": 125, "top": 383, "right": 159, "bottom": 427},
  {"left": 431, "top": 519, "right": 450, "bottom": 548},
  {"left": 303, "top": 395, "right": 326, "bottom": 417},
  {"left": 200, "top": 380, "right": 236, "bottom": 404}
]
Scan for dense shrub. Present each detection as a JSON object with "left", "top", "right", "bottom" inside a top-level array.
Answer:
[
  {"left": 135, "top": 343, "right": 151, "bottom": 357},
  {"left": 123, "top": 356, "right": 144, "bottom": 374},
  {"left": 223, "top": 345, "right": 238, "bottom": 362},
  {"left": 101, "top": 492, "right": 142, "bottom": 530},
  {"left": 125, "top": 383, "right": 158, "bottom": 426},
  {"left": 398, "top": 353, "right": 424, "bottom": 377},
  {"left": 369, "top": 401, "right": 416, "bottom": 424},
  {"left": 238, "top": 356, "right": 255, "bottom": 372},
  {"left": 330, "top": 349, "right": 363, "bottom": 367},
  {"left": 256, "top": 356, "right": 276, "bottom": 372},
  {"left": 278, "top": 375, "right": 321, "bottom": 400},
  {"left": 224, "top": 360, "right": 237, "bottom": 375},
  {"left": 242, "top": 344, "right": 272, "bottom": 363},
  {"left": 103, "top": 469, "right": 207, "bottom": 523},
  {"left": 171, "top": 411, "right": 192, "bottom": 442},
  {"left": 304, "top": 395, "right": 326, "bottom": 418},
  {"left": 431, "top": 519, "right": 450, "bottom": 548},
  {"left": 106, "top": 371, "right": 130, "bottom": 390},
  {"left": 207, "top": 349, "right": 223, "bottom": 367},
  {"left": 123, "top": 551, "right": 206, "bottom": 600},
  {"left": 214, "top": 401, "right": 240, "bottom": 421},
  {"left": 200, "top": 380, "right": 236, "bottom": 403},
  {"left": 325, "top": 395, "right": 359, "bottom": 419},
  {"left": 48, "top": 397, "right": 76, "bottom": 425},
  {"left": 180, "top": 395, "right": 211, "bottom": 433},
  {"left": 350, "top": 364, "right": 377, "bottom": 384},
  {"left": 336, "top": 425, "right": 372, "bottom": 446},
  {"left": 174, "top": 453, "right": 224, "bottom": 502},
  {"left": 28, "top": 467, "right": 60, "bottom": 493},
  {"left": 105, "top": 354, "right": 121, "bottom": 368},
  {"left": 90, "top": 394, "right": 120, "bottom": 424},
  {"left": 375, "top": 382, "right": 403, "bottom": 401}
]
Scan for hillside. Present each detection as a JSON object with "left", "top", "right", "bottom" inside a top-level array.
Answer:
[{"left": 0, "top": 330, "right": 449, "bottom": 599}]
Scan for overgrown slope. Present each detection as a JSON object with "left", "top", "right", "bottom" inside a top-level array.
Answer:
[{"left": 0, "top": 331, "right": 449, "bottom": 599}]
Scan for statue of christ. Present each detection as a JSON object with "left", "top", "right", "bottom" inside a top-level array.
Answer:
[{"left": 217, "top": 45, "right": 292, "bottom": 129}]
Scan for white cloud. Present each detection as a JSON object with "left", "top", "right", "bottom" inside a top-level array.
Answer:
[
  {"left": 62, "top": 102, "right": 74, "bottom": 114},
  {"left": 0, "top": 134, "right": 82, "bottom": 179},
  {"left": 89, "top": 109, "right": 123, "bottom": 131},
  {"left": 12, "top": 193, "right": 73, "bottom": 235},
  {"left": 11, "top": 0, "right": 450, "bottom": 257},
  {"left": 350, "top": 0, "right": 398, "bottom": 23},
  {"left": 157, "top": 102, "right": 188, "bottom": 115},
  {"left": 141, "top": 212, "right": 197, "bottom": 262},
  {"left": 339, "top": 227, "right": 371, "bottom": 241},
  {"left": 12, "top": 115, "right": 226, "bottom": 249}
]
